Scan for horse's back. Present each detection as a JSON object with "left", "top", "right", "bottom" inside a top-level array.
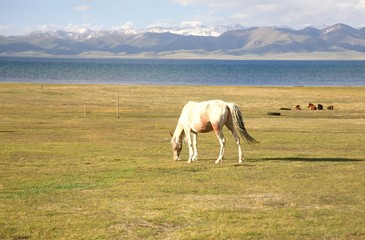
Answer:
[
  {"left": 187, "top": 100, "right": 231, "bottom": 127},
  {"left": 184, "top": 100, "right": 228, "bottom": 115},
  {"left": 204, "top": 100, "right": 230, "bottom": 115},
  {"left": 187, "top": 100, "right": 228, "bottom": 108}
]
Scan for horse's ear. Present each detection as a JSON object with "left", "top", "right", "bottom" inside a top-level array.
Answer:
[{"left": 169, "top": 132, "right": 173, "bottom": 137}]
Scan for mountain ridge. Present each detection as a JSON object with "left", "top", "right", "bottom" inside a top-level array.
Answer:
[{"left": 1, "top": 23, "right": 365, "bottom": 59}]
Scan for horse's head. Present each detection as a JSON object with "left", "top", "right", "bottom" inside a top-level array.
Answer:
[{"left": 170, "top": 135, "right": 182, "bottom": 161}]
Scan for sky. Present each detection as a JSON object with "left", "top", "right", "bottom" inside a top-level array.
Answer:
[{"left": 0, "top": 0, "right": 365, "bottom": 36}]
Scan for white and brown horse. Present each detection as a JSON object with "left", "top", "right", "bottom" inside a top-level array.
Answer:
[{"left": 170, "top": 100, "right": 258, "bottom": 164}]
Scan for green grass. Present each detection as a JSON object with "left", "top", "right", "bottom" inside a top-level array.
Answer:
[{"left": 1, "top": 83, "right": 365, "bottom": 239}]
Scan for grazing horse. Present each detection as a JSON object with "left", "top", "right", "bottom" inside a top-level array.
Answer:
[
  {"left": 170, "top": 100, "right": 258, "bottom": 164},
  {"left": 308, "top": 103, "right": 317, "bottom": 110}
]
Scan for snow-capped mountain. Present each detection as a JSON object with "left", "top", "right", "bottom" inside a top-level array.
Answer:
[
  {"left": 25, "top": 24, "right": 246, "bottom": 40},
  {"left": 1, "top": 23, "right": 364, "bottom": 57},
  {"left": 143, "top": 24, "right": 245, "bottom": 37}
]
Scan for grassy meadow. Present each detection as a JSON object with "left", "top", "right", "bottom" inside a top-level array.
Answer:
[{"left": 1, "top": 83, "right": 364, "bottom": 239}]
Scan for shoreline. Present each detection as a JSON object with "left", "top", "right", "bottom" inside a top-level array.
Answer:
[
  {"left": 2, "top": 51, "right": 365, "bottom": 60},
  {"left": 1, "top": 83, "right": 364, "bottom": 88},
  {"left": 1, "top": 82, "right": 365, "bottom": 88}
]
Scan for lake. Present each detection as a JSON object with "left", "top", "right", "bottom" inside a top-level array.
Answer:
[{"left": 0, "top": 57, "right": 364, "bottom": 86}]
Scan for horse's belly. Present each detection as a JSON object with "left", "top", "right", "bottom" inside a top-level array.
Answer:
[{"left": 193, "top": 121, "right": 213, "bottom": 133}]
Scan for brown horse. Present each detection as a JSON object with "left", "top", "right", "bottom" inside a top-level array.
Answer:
[{"left": 308, "top": 103, "right": 317, "bottom": 110}]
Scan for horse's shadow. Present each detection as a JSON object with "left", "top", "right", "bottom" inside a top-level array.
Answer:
[
  {"left": 259, "top": 157, "right": 364, "bottom": 162},
  {"left": 177, "top": 157, "right": 363, "bottom": 165}
]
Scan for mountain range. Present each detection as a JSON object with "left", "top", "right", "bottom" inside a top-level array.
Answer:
[{"left": 1, "top": 23, "right": 365, "bottom": 59}]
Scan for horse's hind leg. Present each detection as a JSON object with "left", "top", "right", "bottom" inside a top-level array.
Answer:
[
  {"left": 214, "top": 130, "right": 226, "bottom": 164},
  {"left": 226, "top": 122, "right": 244, "bottom": 163},
  {"left": 233, "top": 130, "right": 243, "bottom": 163}
]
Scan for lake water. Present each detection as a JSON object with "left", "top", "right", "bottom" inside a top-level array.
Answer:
[{"left": 0, "top": 57, "right": 364, "bottom": 86}]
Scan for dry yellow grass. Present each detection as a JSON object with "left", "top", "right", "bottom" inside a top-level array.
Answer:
[{"left": 1, "top": 83, "right": 364, "bottom": 239}]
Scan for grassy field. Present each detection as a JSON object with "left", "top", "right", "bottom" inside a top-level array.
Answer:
[{"left": 1, "top": 83, "right": 364, "bottom": 239}]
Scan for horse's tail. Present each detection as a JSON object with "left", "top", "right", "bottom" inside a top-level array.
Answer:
[{"left": 229, "top": 104, "right": 259, "bottom": 144}]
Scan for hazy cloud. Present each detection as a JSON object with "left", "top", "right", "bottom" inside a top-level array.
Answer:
[
  {"left": 0, "top": 25, "right": 10, "bottom": 31},
  {"left": 170, "top": 0, "right": 365, "bottom": 28},
  {"left": 355, "top": 0, "right": 365, "bottom": 9},
  {"left": 25, "top": 23, "right": 100, "bottom": 33},
  {"left": 0, "top": 25, "right": 12, "bottom": 35},
  {"left": 181, "top": 20, "right": 203, "bottom": 27},
  {"left": 110, "top": 21, "right": 136, "bottom": 31},
  {"left": 74, "top": 4, "right": 92, "bottom": 11},
  {"left": 1, "top": 0, "right": 363, "bottom": 36}
]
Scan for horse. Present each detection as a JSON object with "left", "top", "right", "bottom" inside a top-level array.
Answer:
[
  {"left": 170, "top": 100, "right": 258, "bottom": 164},
  {"left": 308, "top": 103, "right": 317, "bottom": 110}
]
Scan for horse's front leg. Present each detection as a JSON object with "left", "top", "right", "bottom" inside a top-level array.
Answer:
[
  {"left": 191, "top": 132, "right": 198, "bottom": 162},
  {"left": 185, "top": 129, "right": 195, "bottom": 163}
]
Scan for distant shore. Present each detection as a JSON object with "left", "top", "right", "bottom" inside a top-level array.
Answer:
[{"left": 2, "top": 50, "right": 365, "bottom": 60}]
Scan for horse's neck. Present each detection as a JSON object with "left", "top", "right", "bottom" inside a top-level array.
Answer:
[{"left": 173, "top": 121, "right": 185, "bottom": 141}]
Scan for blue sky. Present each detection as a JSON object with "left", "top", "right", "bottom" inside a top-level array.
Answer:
[{"left": 1, "top": 0, "right": 364, "bottom": 35}]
